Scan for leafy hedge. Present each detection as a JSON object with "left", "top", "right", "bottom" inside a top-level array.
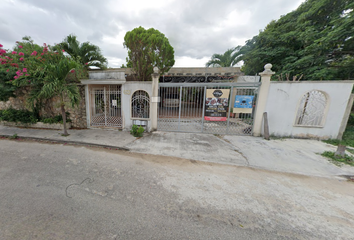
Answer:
[
  {"left": 0, "top": 108, "right": 70, "bottom": 124},
  {"left": 42, "top": 113, "right": 71, "bottom": 124},
  {"left": 0, "top": 108, "right": 37, "bottom": 123}
]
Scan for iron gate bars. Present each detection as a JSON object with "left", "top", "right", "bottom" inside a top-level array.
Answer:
[
  {"left": 89, "top": 85, "right": 122, "bottom": 128},
  {"left": 158, "top": 82, "right": 261, "bottom": 135},
  {"left": 131, "top": 90, "right": 150, "bottom": 119}
]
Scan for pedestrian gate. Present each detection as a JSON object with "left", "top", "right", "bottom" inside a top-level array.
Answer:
[
  {"left": 158, "top": 82, "right": 260, "bottom": 135},
  {"left": 89, "top": 85, "right": 122, "bottom": 128}
]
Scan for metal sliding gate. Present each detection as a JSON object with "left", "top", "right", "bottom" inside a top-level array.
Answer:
[
  {"left": 158, "top": 82, "right": 261, "bottom": 135},
  {"left": 89, "top": 85, "right": 122, "bottom": 128}
]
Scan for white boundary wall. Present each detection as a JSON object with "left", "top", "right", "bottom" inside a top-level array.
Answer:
[
  {"left": 121, "top": 81, "right": 153, "bottom": 131},
  {"left": 264, "top": 81, "right": 354, "bottom": 139}
]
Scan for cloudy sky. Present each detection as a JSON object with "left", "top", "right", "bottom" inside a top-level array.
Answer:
[{"left": 1, "top": 0, "right": 304, "bottom": 68}]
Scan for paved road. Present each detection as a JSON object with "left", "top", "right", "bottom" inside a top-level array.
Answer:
[{"left": 1, "top": 139, "right": 354, "bottom": 239}]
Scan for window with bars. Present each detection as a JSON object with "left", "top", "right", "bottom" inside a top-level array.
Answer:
[
  {"left": 131, "top": 90, "right": 150, "bottom": 118},
  {"left": 295, "top": 90, "right": 328, "bottom": 127}
]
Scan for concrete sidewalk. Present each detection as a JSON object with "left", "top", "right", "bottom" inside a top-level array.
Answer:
[
  {"left": 0, "top": 125, "right": 136, "bottom": 150},
  {"left": 1, "top": 125, "right": 354, "bottom": 178}
]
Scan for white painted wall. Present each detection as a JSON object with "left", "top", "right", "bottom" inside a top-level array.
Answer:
[
  {"left": 237, "top": 76, "right": 260, "bottom": 83},
  {"left": 121, "top": 81, "right": 152, "bottom": 131},
  {"left": 264, "top": 81, "right": 354, "bottom": 139}
]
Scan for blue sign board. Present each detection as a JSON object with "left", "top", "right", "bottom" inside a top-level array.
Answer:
[{"left": 234, "top": 95, "right": 254, "bottom": 108}]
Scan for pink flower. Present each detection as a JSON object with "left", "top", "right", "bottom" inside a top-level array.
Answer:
[
  {"left": 15, "top": 71, "right": 23, "bottom": 76},
  {"left": 25, "top": 74, "right": 30, "bottom": 76},
  {"left": 31, "top": 51, "right": 37, "bottom": 56},
  {"left": 11, "top": 51, "right": 17, "bottom": 55},
  {"left": 85, "top": 62, "right": 88, "bottom": 65},
  {"left": 19, "top": 52, "right": 24, "bottom": 56},
  {"left": 0, "top": 44, "right": 3, "bottom": 47},
  {"left": 70, "top": 70, "right": 75, "bottom": 73},
  {"left": 18, "top": 45, "right": 23, "bottom": 48},
  {"left": 14, "top": 76, "right": 18, "bottom": 79},
  {"left": 23, "top": 68, "right": 27, "bottom": 72},
  {"left": 19, "top": 57, "right": 24, "bottom": 61},
  {"left": 41, "top": 53, "right": 44, "bottom": 55},
  {"left": 62, "top": 49, "right": 65, "bottom": 52},
  {"left": 6, "top": 69, "right": 9, "bottom": 72}
]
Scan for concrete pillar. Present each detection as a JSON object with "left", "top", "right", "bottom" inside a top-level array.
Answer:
[
  {"left": 150, "top": 67, "right": 160, "bottom": 131},
  {"left": 253, "top": 63, "right": 275, "bottom": 137}
]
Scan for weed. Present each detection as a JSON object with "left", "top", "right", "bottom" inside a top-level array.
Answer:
[
  {"left": 321, "top": 151, "right": 354, "bottom": 167},
  {"left": 9, "top": 133, "right": 18, "bottom": 139},
  {"left": 324, "top": 119, "right": 354, "bottom": 148},
  {"left": 130, "top": 124, "right": 144, "bottom": 137}
]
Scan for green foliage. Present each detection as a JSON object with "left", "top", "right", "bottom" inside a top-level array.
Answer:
[
  {"left": 1, "top": 37, "right": 85, "bottom": 135},
  {"left": 120, "top": 62, "right": 132, "bottom": 68},
  {"left": 130, "top": 124, "right": 144, "bottom": 137},
  {"left": 321, "top": 151, "right": 354, "bottom": 166},
  {"left": 9, "top": 133, "right": 18, "bottom": 139},
  {"left": 123, "top": 26, "right": 175, "bottom": 81},
  {"left": 324, "top": 113, "right": 354, "bottom": 147},
  {"left": 0, "top": 67, "right": 18, "bottom": 101},
  {"left": 59, "top": 34, "right": 107, "bottom": 69},
  {"left": 206, "top": 47, "right": 243, "bottom": 67},
  {"left": 0, "top": 108, "right": 37, "bottom": 123},
  {"left": 0, "top": 108, "right": 71, "bottom": 125},
  {"left": 237, "top": 0, "right": 354, "bottom": 80},
  {"left": 324, "top": 125, "right": 354, "bottom": 147},
  {"left": 348, "top": 113, "right": 354, "bottom": 126},
  {"left": 42, "top": 112, "right": 71, "bottom": 124}
]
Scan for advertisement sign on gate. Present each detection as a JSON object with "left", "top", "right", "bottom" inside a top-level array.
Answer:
[
  {"left": 204, "top": 89, "right": 230, "bottom": 121},
  {"left": 234, "top": 95, "right": 254, "bottom": 108}
]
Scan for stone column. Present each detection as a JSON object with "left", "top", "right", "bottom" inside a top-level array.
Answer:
[
  {"left": 150, "top": 67, "right": 160, "bottom": 131},
  {"left": 253, "top": 63, "right": 275, "bottom": 137}
]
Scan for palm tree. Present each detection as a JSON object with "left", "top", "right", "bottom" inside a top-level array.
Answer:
[
  {"left": 35, "top": 56, "right": 83, "bottom": 136},
  {"left": 60, "top": 34, "right": 107, "bottom": 69},
  {"left": 205, "top": 46, "right": 242, "bottom": 67}
]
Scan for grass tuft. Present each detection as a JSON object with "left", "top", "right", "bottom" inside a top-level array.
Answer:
[{"left": 321, "top": 151, "right": 354, "bottom": 166}]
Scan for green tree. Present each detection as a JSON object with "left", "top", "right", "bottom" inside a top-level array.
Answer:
[
  {"left": 205, "top": 47, "right": 242, "bottom": 67},
  {"left": 0, "top": 36, "right": 44, "bottom": 102},
  {"left": 123, "top": 26, "right": 175, "bottom": 81},
  {"left": 0, "top": 67, "right": 17, "bottom": 101},
  {"left": 59, "top": 34, "right": 107, "bottom": 69},
  {"left": 238, "top": 0, "right": 354, "bottom": 80},
  {"left": 31, "top": 57, "right": 82, "bottom": 136},
  {"left": 2, "top": 38, "right": 84, "bottom": 136}
]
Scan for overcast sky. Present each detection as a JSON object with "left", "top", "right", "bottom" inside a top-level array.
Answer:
[{"left": 1, "top": 0, "right": 304, "bottom": 68}]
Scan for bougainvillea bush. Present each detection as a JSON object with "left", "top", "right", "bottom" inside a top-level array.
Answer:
[{"left": 0, "top": 36, "right": 85, "bottom": 135}]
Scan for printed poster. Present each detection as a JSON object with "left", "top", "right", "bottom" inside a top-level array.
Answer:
[
  {"left": 204, "top": 89, "right": 230, "bottom": 121},
  {"left": 234, "top": 95, "right": 254, "bottom": 108}
]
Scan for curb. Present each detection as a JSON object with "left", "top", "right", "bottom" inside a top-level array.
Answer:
[{"left": 0, "top": 134, "right": 130, "bottom": 151}]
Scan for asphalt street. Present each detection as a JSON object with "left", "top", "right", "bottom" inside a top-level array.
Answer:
[{"left": 1, "top": 139, "right": 354, "bottom": 239}]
